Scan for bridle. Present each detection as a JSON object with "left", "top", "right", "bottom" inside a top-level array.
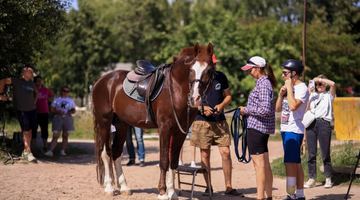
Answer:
[{"left": 168, "top": 56, "right": 214, "bottom": 134}]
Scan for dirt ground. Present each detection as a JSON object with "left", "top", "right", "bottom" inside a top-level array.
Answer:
[{"left": 0, "top": 139, "right": 358, "bottom": 200}]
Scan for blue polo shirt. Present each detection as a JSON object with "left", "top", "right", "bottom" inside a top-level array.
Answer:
[{"left": 195, "top": 71, "right": 229, "bottom": 122}]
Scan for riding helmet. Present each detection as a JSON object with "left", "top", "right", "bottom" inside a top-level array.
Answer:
[{"left": 281, "top": 59, "right": 304, "bottom": 75}]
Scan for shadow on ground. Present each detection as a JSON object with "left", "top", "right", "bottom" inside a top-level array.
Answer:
[
  {"left": 18, "top": 140, "right": 161, "bottom": 165},
  {"left": 311, "top": 193, "right": 351, "bottom": 200}
]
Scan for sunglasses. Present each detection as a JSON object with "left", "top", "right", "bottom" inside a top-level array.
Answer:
[
  {"left": 62, "top": 89, "right": 70, "bottom": 93},
  {"left": 282, "top": 71, "right": 291, "bottom": 76},
  {"left": 316, "top": 83, "right": 324, "bottom": 87}
]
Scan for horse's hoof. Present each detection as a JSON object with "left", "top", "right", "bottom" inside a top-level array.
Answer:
[
  {"left": 104, "top": 185, "right": 114, "bottom": 194},
  {"left": 121, "top": 190, "right": 132, "bottom": 196},
  {"left": 157, "top": 194, "right": 169, "bottom": 200},
  {"left": 168, "top": 190, "right": 178, "bottom": 200}
]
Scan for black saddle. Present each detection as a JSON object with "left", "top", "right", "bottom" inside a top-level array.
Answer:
[
  {"left": 127, "top": 60, "right": 157, "bottom": 82},
  {"left": 124, "top": 62, "right": 169, "bottom": 124},
  {"left": 135, "top": 60, "right": 156, "bottom": 75}
]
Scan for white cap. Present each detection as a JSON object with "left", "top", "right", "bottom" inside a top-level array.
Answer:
[{"left": 241, "top": 56, "right": 266, "bottom": 71}]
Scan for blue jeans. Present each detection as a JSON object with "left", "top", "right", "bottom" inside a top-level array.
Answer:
[{"left": 126, "top": 127, "right": 145, "bottom": 161}]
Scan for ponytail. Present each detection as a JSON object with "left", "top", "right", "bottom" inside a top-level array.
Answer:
[{"left": 266, "top": 64, "right": 277, "bottom": 88}]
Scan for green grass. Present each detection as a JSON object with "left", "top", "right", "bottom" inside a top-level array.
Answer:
[
  {"left": 3, "top": 111, "right": 160, "bottom": 141},
  {"left": 271, "top": 142, "right": 360, "bottom": 185}
]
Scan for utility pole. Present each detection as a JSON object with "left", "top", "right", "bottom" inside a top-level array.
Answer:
[{"left": 302, "top": 0, "right": 307, "bottom": 80}]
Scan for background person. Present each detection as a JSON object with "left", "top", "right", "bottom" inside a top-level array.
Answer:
[
  {"left": 125, "top": 126, "right": 146, "bottom": 167},
  {"left": 0, "top": 66, "right": 38, "bottom": 162},
  {"left": 275, "top": 59, "right": 308, "bottom": 200},
  {"left": 239, "top": 56, "right": 276, "bottom": 200},
  {"left": 45, "top": 86, "right": 76, "bottom": 157},
  {"left": 33, "top": 76, "right": 53, "bottom": 152},
  {"left": 304, "top": 75, "right": 336, "bottom": 189}
]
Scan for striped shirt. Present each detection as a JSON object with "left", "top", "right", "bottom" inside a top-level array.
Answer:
[{"left": 244, "top": 76, "right": 275, "bottom": 134}]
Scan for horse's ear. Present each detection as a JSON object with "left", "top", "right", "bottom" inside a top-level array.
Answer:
[
  {"left": 173, "top": 56, "right": 178, "bottom": 63},
  {"left": 194, "top": 42, "right": 200, "bottom": 55},
  {"left": 207, "top": 42, "right": 214, "bottom": 55}
]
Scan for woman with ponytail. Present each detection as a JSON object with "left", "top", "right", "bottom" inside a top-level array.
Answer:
[{"left": 239, "top": 56, "right": 276, "bottom": 200}]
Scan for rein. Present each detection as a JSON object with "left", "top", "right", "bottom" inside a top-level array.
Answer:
[
  {"left": 167, "top": 63, "right": 191, "bottom": 134},
  {"left": 230, "top": 108, "right": 251, "bottom": 164},
  {"left": 167, "top": 57, "right": 215, "bottom": 135}
]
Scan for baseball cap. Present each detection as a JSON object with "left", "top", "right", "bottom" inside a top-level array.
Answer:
[{"left": 241, "top": 56, "right": 266, "bottom": 71}]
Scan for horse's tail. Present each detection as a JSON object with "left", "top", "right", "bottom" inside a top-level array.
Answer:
[{"left": 94, "top": 116, "right": 105, "bottom": 185}]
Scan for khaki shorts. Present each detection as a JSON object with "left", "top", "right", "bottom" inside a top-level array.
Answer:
[{"left": 190, "top": 120, "right": 231, "bottom": 149}]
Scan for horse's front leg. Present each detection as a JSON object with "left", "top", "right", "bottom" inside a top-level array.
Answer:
[
  {"left": 114, "top": 156, "right": 131, "bottom": 195},
  {"left": 157, "top": 127, "right": 171, "bottom": 200},
  {"left": 166, "top": 130, "right": 187, "bottom": 200},
  {"left": 166, "top": 169, "right": 178, "bottom": 200}
]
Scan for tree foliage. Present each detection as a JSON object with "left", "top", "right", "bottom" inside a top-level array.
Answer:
[
  {"left": 0, "top": 0, "right": 69, "bottom": 78},
  {"left": 5, "top": 0, "right": 359, "bottom": 105}
]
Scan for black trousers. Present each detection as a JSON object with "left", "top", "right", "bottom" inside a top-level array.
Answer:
[
  {"left": 32, "top": 113, "right": 49, "bottom": 140},
  {"left": 306, "top": 118, "right": 333, "bottom": 178}
]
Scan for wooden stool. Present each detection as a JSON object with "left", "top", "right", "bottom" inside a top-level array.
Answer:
[{"left": 176, "top": 165, "right": 212, "bottom": 199}]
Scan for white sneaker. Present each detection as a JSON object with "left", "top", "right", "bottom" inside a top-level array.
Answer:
[
  {"left": 44, "top": 150, "right": 54, "bottom": 157},
  {"left": 190, "top": 161, "right": 199, "bottom": 168},
  {"left": 304, "top": 178, "right": 316, "bottom": 188},
  {"left": 60, "top": 150, "right": 67, "bottom": 156},
  {"left": 22, "top": 152, "right": 37, "bottom": 162},
  {"left": 178, "top": 160, "right": 183, "bottom": 166},
  {"left": 324, "top": 178, "right": 333, "bottom": 188}
]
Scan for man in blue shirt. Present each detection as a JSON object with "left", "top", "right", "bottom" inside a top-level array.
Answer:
[{"left": 190, "top": 55, "right": 241, "bottom": 196}]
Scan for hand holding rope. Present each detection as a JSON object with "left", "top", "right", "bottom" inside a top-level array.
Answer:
[{"left": 229, "top": 108, "right": 251, "bottom": 164}]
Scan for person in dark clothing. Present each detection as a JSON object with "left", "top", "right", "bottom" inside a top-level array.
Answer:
[
  {"left": 190, "top": 54, "right": 241, "bottom": 196},
  {"left": 0, "top": 66, "right": 38, "bottom": 162}
]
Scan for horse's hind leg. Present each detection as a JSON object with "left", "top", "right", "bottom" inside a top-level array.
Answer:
[
  {"left": 101, "top": 144, "right": 115, "bottom": 194},
  {"left": 95, "top": 117, "right": 115, "bottom": 194},
  {"left": 112, "top": 120, "right": 131, "bottom": 195}
]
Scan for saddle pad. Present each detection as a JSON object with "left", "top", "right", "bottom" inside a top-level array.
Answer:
[{"left": 123, "top": 77, "right": 164, "bottom": 103}]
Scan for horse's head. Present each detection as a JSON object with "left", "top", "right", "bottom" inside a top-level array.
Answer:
[{"left": 177, "top": 43, "right": 216, "bottom": 108}]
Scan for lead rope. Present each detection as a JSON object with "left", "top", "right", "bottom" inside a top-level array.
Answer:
[
  {"left": 168, "top": 67, "right": 189, "bottom": 134},
  {"left": 230, "top": 108, "right": 251, "bottom": 164}
]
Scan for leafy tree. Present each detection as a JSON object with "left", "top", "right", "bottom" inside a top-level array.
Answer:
[
  {"left": 36, "top": 3, "right": 113, "bottom": 105},
  {"left": 0, "top": 0, "right": 69, "bottom": 78}
]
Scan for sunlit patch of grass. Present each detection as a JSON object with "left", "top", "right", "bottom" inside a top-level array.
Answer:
[
  {"left": 70, "top": 111, "right": 94, "bottom": 140},
  {"left": 271, "top": 142, "right": 360, "bottom": 185}
]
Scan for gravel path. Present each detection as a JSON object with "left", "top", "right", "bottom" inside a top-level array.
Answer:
[{"left": 0, "top": 139, "right": 358, "bottom": 200}]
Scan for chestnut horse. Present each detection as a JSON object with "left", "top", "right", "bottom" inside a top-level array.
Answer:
[{"left": 92, "top": 43, "right": 215, "bottom": 199}]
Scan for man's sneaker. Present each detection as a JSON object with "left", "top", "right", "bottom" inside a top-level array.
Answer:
[
  {"left": 202, "top": 186, "right": 213, "bottom": 196},
  {"left": 224, "top": 188, "right": 243, "bottom": 196},
  {"left": 126, "top": 159, "right": 135, "bottom": 166},
  {"left": 296, "top": 197, "right": 306, "bottom": 200},
  {"left": 22, "top": 152, "right": 37, "bottom": 162},
  {"left": 283, "top": 194, "right": 297, "bottom": 200},
  {"left": 139, "top": 161, "right": 145, "bottom": 167},
  {"left": 60, "top": 150, "right": 67, "bottom": 156},
  {"left": 304, "top": 178, "right": 316, "bottom": 188},
  {"left": 178, "top": 160, "right": 183, "bottom": 166},
  {"left": 44, "top": 150, "right": 54, "bottom": 157},
  {"left": 324, "top": 178, "right": 333, "bottom": 188}
]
